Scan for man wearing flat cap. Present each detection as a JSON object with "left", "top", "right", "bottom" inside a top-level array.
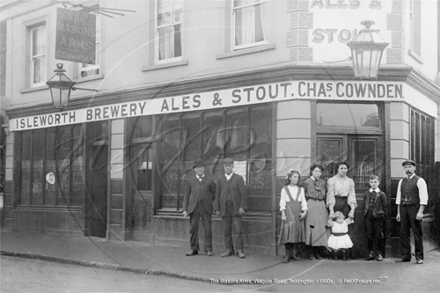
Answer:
[
  {"left": 182, "top": 159, "right": 216, "bottom": 256},
  {"left": 214, "top": 158, "right": 248, "bottom": 258},
  {"left": 395, "top": 160, "right": 429, "bottom": 264}
]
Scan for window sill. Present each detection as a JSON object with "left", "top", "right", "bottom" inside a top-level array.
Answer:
[
  {"left": 216, "top": 44, "right": 275, "bottom": 60},
  {"left": 20, "top": 85, "right": 48, "bottom": 94},
  {"left": 153, "top": 211, "right": 271, "bottom": 220},
  {"left": 14, "top": 205, "right": 82, "bottom": 211},
  {"left": 76, "top": 73, "right": 104, "bottom": 83},
  {"left": 142, "top": 60, "right": 188, "bottom": 72},
  {"left": 408, "top": 50, "right": 424, "bottom": 64}
]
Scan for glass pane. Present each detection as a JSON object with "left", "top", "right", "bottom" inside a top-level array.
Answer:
[
  {"left": 160, "top": 115, "right": 181, "bottom": 209},
  {"left": 20, "top": 132, "right": 32, "bottom": 205},
  {"left": 316, "top": 137, "right": 344, "bottom": 181},
  {"left": 157, "top": 0, "right": 172, "bottom": 26},
  {"left": 173, "top": 24, "right": 182, "bottom": 57},
  {"left": 225, "top": 109, "right": 248, "bottom": 160},
  {"left": 56, "top": 127, "right": 71, "bottom": 206},
  {"left": 234, "top": 1, "right": 266, "bottom": 47},
  {"left": 31, "top": 131, "right": 45, "bottom": 205},
  {"left": 129, "top": 116, "right": 154, "bottom": 139},
  {"left": 317, "top": 103, "right": 381, "bottom": 127},
  {"left": 135, "top": 147, "right": 152, "bottom": 191},
  {"left": 32, "top": 26, "right": 45, "bottom": 56},
  {"left": 202, "top": 112, "right": 224, "bottom": 162},
  {"left": 161, "top": 115, "right": 180, "bottom": 162},
  {"left": 71, "top": 125, "right": 84, "bottom": 206},
  {"left": 181, "top": 113, "right": 201, "bottom": 162},
  {"left": 248, "top": 158, "right": 271, "bottom": 197},
  {"left": 57, "top": 159, "right": 70, "bottom": 206},
  {"left": 349, "top": 139, "right": 379, "bottom": 191},
  {"left": 254, "top": 4, "right": 264, "bottom": 42},
  {"left": 173, "top": 0, "right": 183, "bottom": 22},
  {"left": 158, "top": 26, "right": 174, "bottom": 60},
  {"left": 249, "top": 105, "right": 271, "bottom": 159},
  {"left": 45, "top": 130, "right": 57, "bottom": 205},
  {"left": 160, "top": 162, "right": 179, "bottom": 209},
  {"left": 57, "top": 127, "right": 72, "bottom": 159},
  {"left": 33, "top": 57, "right": 44, "bottom": 84}
]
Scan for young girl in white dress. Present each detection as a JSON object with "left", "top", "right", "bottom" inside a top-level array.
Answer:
[{"left": 327, "top": 211, "right": 353, "bottom": 260}]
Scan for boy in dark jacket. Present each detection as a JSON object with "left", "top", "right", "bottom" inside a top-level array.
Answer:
[{"left": 363, "top": 175, "right": 387, "bottom": 261}]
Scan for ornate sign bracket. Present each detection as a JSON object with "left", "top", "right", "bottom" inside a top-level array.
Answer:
[{"left": 54, "top": 0, "right": 135, "bottom": 18}]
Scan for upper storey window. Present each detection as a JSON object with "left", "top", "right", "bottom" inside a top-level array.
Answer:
[
  {"left": 232, "top": 0, "right": 268, "bottom": 50},
  {"left": 80, "top": 7, "right": 100, "bottom": 78},
  {"left": 30, "top": 24, "right": 46, "bottom": 87},
  {"left": 75, "top": 2, "right": 101, "bottom": 79},
  {"left": 156, "top": 0, "right": 183, "bottom": 63}
]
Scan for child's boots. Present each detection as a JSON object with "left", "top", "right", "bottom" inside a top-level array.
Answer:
[
  {"left": 291, "top": 243, "right": 300, "bottom": 260},
  {"left": 282, "top": 244, "right": 291, "bottom": 263},
  {"left": 341, "top": 249, "right": 348, "bottom": 261}
]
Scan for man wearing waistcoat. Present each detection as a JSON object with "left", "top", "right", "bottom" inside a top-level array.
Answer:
[
  {"left": 214, "top": 158, "right": 248, "bottom": 259},
  {"left": 182, "top": 159, "right": 216, "bottom": 256},
  {"left": 395, "top": 160, "right": 429, "bottom": 264}
]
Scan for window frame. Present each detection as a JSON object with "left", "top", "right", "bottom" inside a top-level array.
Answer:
[
  {"left": 315, "top": 101, "right": 384, "bottom": 134},
  {"left": 14, "top": 125, "right": 85, "bottom": 208},
  {"left": 156, "top": 104, "right": 273, "bottom": 213},
  {"left": 29, "top": 23, "right": 47, "bottom": 88},
  {"left": 72, "top": 2, "right": 102, "bottom": 80},
  {"left": 231, "top": 0, "right": 269, "bottom": 51},
  {"left": 154, "top": 0, "right": 184, "bottom": 64}
]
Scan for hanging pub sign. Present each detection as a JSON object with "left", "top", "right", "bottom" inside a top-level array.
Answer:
[{"left": 55, "top": 8, "right": 96, "bottom": 64}]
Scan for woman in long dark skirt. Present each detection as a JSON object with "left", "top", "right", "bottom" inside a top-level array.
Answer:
[{"left": 304, "top": 163, "right": 328, "bottom": 259}]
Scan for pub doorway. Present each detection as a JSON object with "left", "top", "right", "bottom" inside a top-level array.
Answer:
[
  {"left": 85, "top": 121, "right": 109, "bottom": 238},
  {"left": 128, "top": 143, "right": 154, "bottom": 242},
  {"left": 316, "top": 134, "right": 384, "bottom": 258}
]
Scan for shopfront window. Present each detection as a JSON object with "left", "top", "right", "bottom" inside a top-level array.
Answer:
[
  {"left": 15, "top": 125, "right": 85, "bottom": 207},
  {"left": 410, "top": 109, "right": 435, "bottom": 203},
  {"left": 158, "top": 104, "right": 273, "bottom": 213}
]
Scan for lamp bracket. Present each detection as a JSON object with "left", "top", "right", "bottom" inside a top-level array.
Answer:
[{"left": 72, "top": 86, "right": 99, "bottom": 92}]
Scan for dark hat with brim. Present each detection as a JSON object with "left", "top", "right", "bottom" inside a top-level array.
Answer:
[
  {"left": 193, "top": 159, "right": 205, "bottom": 168},
  {"left": 402, "top": 160, "right": 416, "bottom": 167},
  {"left": 223, "top": 158, "right": 234, "bottom": 165}
]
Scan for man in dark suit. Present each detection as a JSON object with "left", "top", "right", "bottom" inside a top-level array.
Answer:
[
  {"left": 214, "top": 158, "right": 248, "bottom": 259},
  {"left": 182, "top": 159, "right": 216, "bottom": 256},
  {"left": 396, "top": 160, "right": 429, "bottom": 264}
]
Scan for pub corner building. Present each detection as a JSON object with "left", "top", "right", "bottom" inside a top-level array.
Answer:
[{"left": 1, "top": 0, "right": 439, "bottom": 258}]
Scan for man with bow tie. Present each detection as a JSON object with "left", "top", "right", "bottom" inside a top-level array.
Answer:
[
  {"left": 395, "top": 160, "right": 429, "bottom": 264},
  {"left": 182, "top": 159, "right": 216, "bottom": 256}
]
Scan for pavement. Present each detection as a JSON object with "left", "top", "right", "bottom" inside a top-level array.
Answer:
[{"left": 2, "top": 230, "right": 440, "bottom": 291}]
